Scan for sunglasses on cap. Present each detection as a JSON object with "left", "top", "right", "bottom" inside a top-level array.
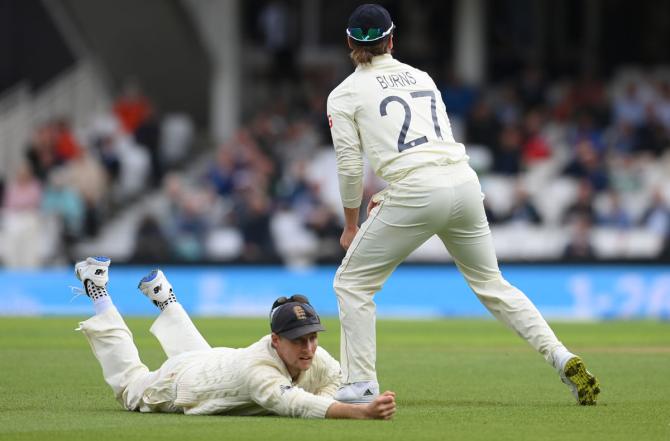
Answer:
[
  {"left": 270, "top": 294, "right": 311, "bottom": 319},
  {"left": 346, "top": 22, "right": 394, "bottom": 43}
]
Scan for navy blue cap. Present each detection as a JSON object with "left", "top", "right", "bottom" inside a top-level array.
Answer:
[
  {"left": 270, "top": 296, "right": 325, "bottom": 340},
  {"left": 346, "top": 4, "right": 394, "bottom": 46}
]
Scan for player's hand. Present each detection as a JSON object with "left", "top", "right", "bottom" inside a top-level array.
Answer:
[
  {"left": 367, "top": 198, "right": 381, "bottom": 216},
  {"left": 365, "top": 391, "right": 396, "bottom": 420},
  {"left": 340, "top": 226, "right": 359, "bottom": 250}
]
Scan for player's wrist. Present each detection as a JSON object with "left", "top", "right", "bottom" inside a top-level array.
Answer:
[{"left": 362, "top": 402, "right": 375, "bottom": 419}]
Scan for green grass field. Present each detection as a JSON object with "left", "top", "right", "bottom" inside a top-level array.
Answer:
[{"left": 1, "top": 317, "right": 668, "bottom": 441}]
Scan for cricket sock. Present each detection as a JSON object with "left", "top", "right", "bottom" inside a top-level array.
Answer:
[
  {"left": 551, "top": 348, "right": 576, "bottom": 372},
  {"left": 154, "top": 291, "right": 178, "bottom": 312},
  {"left": 85, "top": 280, "right": 113, "bottom": 315}
]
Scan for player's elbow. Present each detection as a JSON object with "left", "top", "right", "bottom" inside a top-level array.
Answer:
[{"left": 336, "top": 164, "right": 364, "bottom": 178}]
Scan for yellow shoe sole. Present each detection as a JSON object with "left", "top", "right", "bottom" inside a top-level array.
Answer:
[{"left": 563, "top": 357, "right": 600, "bottom": 405}]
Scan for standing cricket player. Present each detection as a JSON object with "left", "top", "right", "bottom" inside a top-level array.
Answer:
[
  {"left": 74, "top": 256, "right": 396, "bottom": 419},
  {"left": 327, "top": 4, "right": 600, "bottom": 405}
]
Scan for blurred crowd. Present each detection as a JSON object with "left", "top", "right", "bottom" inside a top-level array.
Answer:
[
  {"left": 136, "top": 95, "right": 342, "bottom": 265},
  {"left": 133, "top": 65, "right": 670, "bottom": 265},
  {"left": 449, "top": 66, "right": 670, "bottom": 260},
  {"left": 2, "top": 66, "right": 670, "bottom": 267},
  {"left": 0, "top": 81, "right": 194, "bottom": 267}
]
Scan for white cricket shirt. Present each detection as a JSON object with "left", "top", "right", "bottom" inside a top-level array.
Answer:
[
  {"left": 143, "top": 335, "right": 341, "bottom": 418},
  {"left": 327, "top": 53, "right": 468, "bottom": 208}
]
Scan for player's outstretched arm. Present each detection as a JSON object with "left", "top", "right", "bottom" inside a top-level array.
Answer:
[{"left": 326, "top": 391, "right": 396, "bottom": 420}]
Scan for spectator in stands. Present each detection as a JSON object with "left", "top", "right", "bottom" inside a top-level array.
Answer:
[
  {"left": 305, "top": 200, "right": 344, "bottom": 263},
  {"left": 274, "top": 159, "right": 343, "bottom": 262},
  {"left": 563, "top": 139, "right": 609, "bottom": 192},
  {"left": 492, "top": 124, "right": 523, "bottom": 174},
  {"left": 440, "top": 70, "right": 478, "bottom": 120},
  {"left": 25, "top": 124, "right": 57, "bottom": 182},
  {"left": 53, "top": 118, "right": 82, "bottom": 164},
  {"left": 235, "top": 186, "right": 277, "bottom": 262},
  {"left": 305, "top": 92, "right": 330, "bottom": 145},
  {"left": 132, "top": 214, "right": 173, "bottom": 263},
  {"left": 550, "top": 79, "right": 577, "bottom": 123},
  {"left": 608, "top": 153, "right": 643, "bottom": 193},
  {"left": 613, "top": 82, "right": 646, "bottom": 128},
  {"left": 634, "top": 106, "right": 669, "bottom": 157},
  {"left": 250, "top": 111, "right": 284, "bottom": 158},
  {"left": 641, "top": 188, "right": 670, "bottom": 239},
  {"left": 567, "top": 111, "right": 606, "bottom": 154},
  {"left": 563, "top": 215, "right": 596, "bottom": 261},
  {"left": 91, "top": 134, "right": 121, "bottom": 183},
  {"left": 564, "top": 180, "right": 596, "bottom": 225},
  {"left": 1, "top": 162, "right": 43, "bottom": 268},
  {"left": 275, "top": 120, "right": 321, "bottom": 165},
  {"left": 465, "top": 98, "right": 501, "bottom": 150},
  {"left": 113, "top": 79, "right": 152, "bottom": 135},
  {"left": 495, "top": 84, "right": 522, "bottom": 125},
  {"left": 653, "top": 81, "right": 670, "bottom": 133},
  {"left": 206, "top": 148, "right": 238, "bottom": 198},
  {"left": 276, "top": 160, "right": 314, "bottom": 218},
  {"left": 134, "top": 105, "right": 163, "bottom": 187},
  {"left": 160, "top": 172, "right": 185, "bottom": 215},
  {"left": 175, "top": 191, "right": 211, "bottom": 261},
  {"left": 235, "top": 128, "right": 277, "bottom": 184},
  {"left": 516, "top": 65, "right": 546, "bottom": 109},
  {"left": 41, "top": 168, "right": 85, "bottom": 241},
  {"left": 606, "top": 121, "right": 637, "bottom": 156},
  {"left": 503, "top": 182, "right": 542, "bottom": 225},
  {"left": 522, "top": 109, "right": 552, "bottom": 163},
  {"left": 571, "top": 70, "right": 609, "bottom": 124},
  {"left": 596, "top": 191, "right": 632, "bottom": 229},
  {"left": 60, "top": 146, "right": 108, "bottom": 237},
  {"left": 483, "top": 198, "right": 500, "bottom": 225},
  {"left": 157, "top": 173, "right": 207, "bottom": 261}
]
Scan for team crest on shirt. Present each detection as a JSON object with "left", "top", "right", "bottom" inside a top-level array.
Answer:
[
  {"left": 293, "top": 305, "right": 307, "bottom": 320},
  {"left": 280, "top": 384, "right": 292, "bottom": 394}
]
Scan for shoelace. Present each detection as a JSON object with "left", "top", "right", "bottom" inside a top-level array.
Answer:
[{"left": 68, "top": 286, "right": 86, "bottom": 303}]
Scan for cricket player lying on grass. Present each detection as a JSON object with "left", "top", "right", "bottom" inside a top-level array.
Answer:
[{"left": 73, "top": 256, "right": 396, "bottom": 420}]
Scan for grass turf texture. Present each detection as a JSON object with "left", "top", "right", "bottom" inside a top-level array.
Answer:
[{"left": 0, "top": 317, "right": 668, "bottom": 441}]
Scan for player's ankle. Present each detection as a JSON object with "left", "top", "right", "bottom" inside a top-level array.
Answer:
[
  {"left": 551, "top": 348, "right": 575, "bottom": 372},
  {"left": 93, "top": 296, "right": 114, "bottom": 315},
  {"left": 155, "top": 292, "right": 178, "bottom": 312},
  {"left": 84, "top": 280, "right": 113, "bottom": 314},
  {"left": 85, "top": 279, "right": 110, "bottom": 301}
]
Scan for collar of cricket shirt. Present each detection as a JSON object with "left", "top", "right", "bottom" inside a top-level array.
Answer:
[{"left": 356, "top": 53, "right": 394, "bottom": 71}]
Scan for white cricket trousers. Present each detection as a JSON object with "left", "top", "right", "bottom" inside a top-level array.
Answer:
[
  {"left": 77, "top": 304, "right": 210, "bottom": 411},
  {"left": 334, "top": 162, "right": 567, "bottom": 383}
]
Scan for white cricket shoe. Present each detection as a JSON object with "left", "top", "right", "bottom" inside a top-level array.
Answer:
[
  {"left": 559, "top": 356, "right": 600, "bottom": 405},
  {"left": 74, "top": 256, "right": 111, "bottom": 287},
  {"left": 137, "top": 269, "right": 172, "bottom": 304},
  {"left": 334, "top": 381, "right": 379, "bottom": 404}
]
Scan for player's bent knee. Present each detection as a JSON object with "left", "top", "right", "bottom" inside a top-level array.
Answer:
[{"left": 334, "top": 276, "right": 378, "bottom": 292}]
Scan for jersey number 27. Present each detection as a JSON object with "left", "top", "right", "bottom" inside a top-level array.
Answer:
[{"left": 379, "top": 90, "right": 443, "bottom": 152}]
